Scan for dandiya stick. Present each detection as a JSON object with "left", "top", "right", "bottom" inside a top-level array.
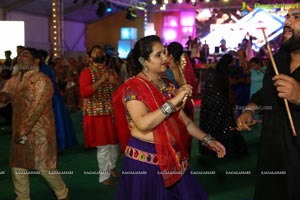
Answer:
[
  {"left": 259, "top": 26, "right": 296, "bottom": 136},
  {"left": 178, "top": 53, "right": 187, "bottom": 85},
  {"left": 177, "top": 54, "right": 191, "bottom": 105}
]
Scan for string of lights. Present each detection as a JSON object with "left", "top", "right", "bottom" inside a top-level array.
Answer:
[
  {"left": 151, "top": 0, "right": 214, "bottom": 5},
  {"left": 150, "top": 0, "right": 241, "bottom": 11},
  {"left": 52, "top": 0, "right": 63, "bottom": 57}
]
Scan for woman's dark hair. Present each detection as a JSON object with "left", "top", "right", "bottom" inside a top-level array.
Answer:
[
  {"left": 38, "top": 49, "right": 49, "bottom": 61},
  {"left": 215, "top": 53, "right": 234, "bottom": 96},
  {"left": 167, "top": 42, "right": 183, "bottom": 64},
  {"left": 127, "top": 35, "right": 162, "bottom": 76}
]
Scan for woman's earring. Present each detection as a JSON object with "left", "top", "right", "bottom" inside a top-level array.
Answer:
[
  {"left": 139, "top": 57, "right": 149, "bottom": 73},
  {"left": 144, "top": 65, "right": 149, "bottom": 73}
]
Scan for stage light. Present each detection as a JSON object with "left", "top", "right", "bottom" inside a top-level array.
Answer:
[
  {"left": 96, "top": 2, "right": 106, "bottom": 17},
  {"left": 160, "top": 4, "right": 166, "bottom": 10},
  {"left": 106, "top": 6, "right": 112, "bottom": 12},
  {"left": 126, "top": 8, "right": 137, "bottom": 21}
]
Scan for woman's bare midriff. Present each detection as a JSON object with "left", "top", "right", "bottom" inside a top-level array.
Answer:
[{"left": 130, "top": 129, "right": 155, "bottom": 143}]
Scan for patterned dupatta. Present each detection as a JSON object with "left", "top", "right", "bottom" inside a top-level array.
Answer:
[{"left": 113, "top": 76, "right": 189, "bottom": 187}]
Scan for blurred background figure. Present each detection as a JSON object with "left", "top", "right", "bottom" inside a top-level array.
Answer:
[
  {"left": 39, "top": 49, "right": 78, "bottom": 152},
  {"left": 0, "top": 64, "right": 12, "bottom": 124},
  {"left": 199, "top": 53, "right": 248, "bottom": 158},
  {"left": 249, "top": 57, "right": 267, "bottom": 98},
  {"left": 185, "top": 35, "right": 193, "bottom": 58},
  {"left": 165, "top": 41, "right": 197, "bottom": 159},
  {"left": 3, "top": 50, "right": 13, "bottom": 67}
]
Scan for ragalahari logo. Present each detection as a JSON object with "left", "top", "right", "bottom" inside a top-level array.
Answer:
[
  {"left": 241, "top": 2, "right": 253, "bottom": 16},
  {"left": 241, "top": 2, "right": 253, "bottom": 11}
]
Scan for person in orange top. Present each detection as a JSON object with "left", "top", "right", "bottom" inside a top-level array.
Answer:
[{"left": 79, "top": 45, "right": 120, "bottom": 185}]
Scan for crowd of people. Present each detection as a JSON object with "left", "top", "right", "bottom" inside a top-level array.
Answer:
[{"left": 0, "top": 7, "right": 299, "bottom": 200}]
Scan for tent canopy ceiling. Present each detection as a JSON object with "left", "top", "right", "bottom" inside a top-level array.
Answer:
[
  {"left": 0, "top": 0, "right": 141, "bottom": 23},
  {"left": 0, "top": 0, "right": 295, "bottom": 23}
]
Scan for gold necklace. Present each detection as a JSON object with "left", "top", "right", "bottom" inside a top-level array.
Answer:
[{"left": 141, "top": 71, "right": 167, "bottom": 93}]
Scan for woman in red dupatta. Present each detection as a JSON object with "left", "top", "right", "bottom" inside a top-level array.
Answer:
[
  {"left": 113, "top": 35, "right": 225, "bottom": 200},
  {"left": 165, "top": 42, "right": 197, "bottom": 160}
]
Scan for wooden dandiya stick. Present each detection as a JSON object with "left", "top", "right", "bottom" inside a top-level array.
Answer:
[
  {"left": 178, "top": 53, "right": 187, "bottom": 85},
  {"left": 177, "top": 53, "right": 190, "bottom": 105},
  {"left": 259, "top": 26, "right": 297, "bottom": 136}
]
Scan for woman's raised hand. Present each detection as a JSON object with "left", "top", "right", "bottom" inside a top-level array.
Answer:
[{"left": 170, "top": 84, "right": 193, "bottom": 110}]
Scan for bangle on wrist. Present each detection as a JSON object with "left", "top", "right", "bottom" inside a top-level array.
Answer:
[
  {"left": 167, "top": 100, "right": 176, "bottom": 110},
  {"left": 160, "top": 101, "right": 175, "bottom": 116},
  {"left": 201, "top": 134, "right": 215, "bottom": 147},
  {"left": 242, "top": 108, "right": 255, "bottom": 116}
]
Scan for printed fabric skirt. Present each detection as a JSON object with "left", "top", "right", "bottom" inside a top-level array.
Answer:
[{"left": 115, "top": 137, "right": 208, "bottom": 200}]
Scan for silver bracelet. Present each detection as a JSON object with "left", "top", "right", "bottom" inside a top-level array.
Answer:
[
  {"left": 201, "top": 134, "right": 215, "bottom": 147},
  {"left": 160, "top": 102, "right": 175, "bottom": 116},
  {"left": 242, "top": 108, "right": 255, "bottom": 116}
]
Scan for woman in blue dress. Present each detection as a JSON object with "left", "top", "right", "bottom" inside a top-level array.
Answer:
[{"left": 39, "top": 49, "right": 78, "bottom": 152}]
